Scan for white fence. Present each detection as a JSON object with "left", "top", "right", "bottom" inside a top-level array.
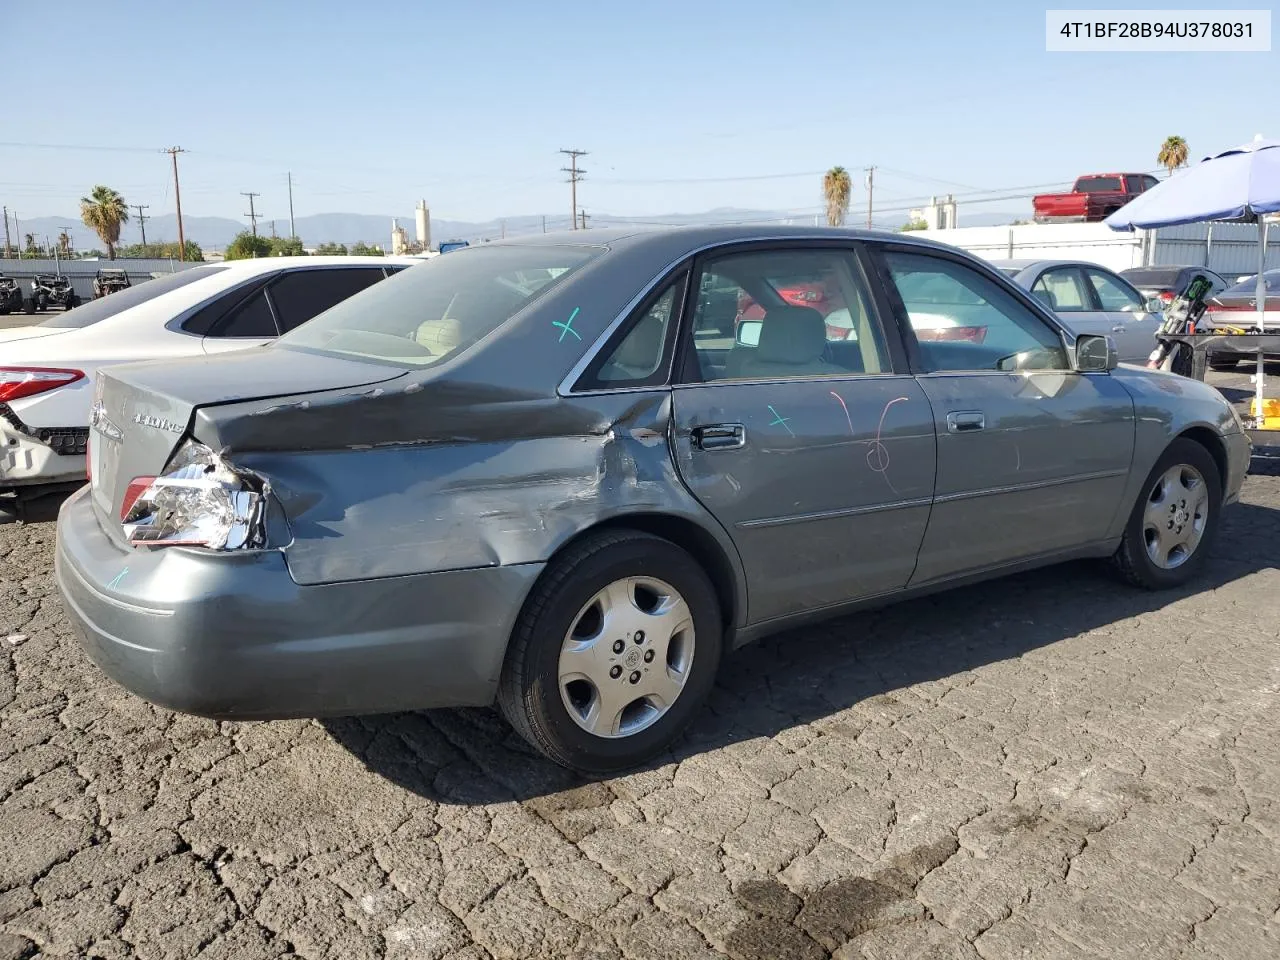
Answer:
[{"left": 911, "top": 221, "right": 1278, "bottom": 278}]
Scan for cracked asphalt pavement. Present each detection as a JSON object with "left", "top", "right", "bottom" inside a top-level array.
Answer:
[{"left": 2, "top": 455, "right": 1279, "bottom": 959}]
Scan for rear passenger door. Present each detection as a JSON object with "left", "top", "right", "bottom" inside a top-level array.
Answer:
[{"left": 669, "top": 244, "right": 937, "bottom": 625}]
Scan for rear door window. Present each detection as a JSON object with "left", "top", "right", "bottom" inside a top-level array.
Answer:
[{"left": 267, "top": 268, "right": 389, "bottom": 333}]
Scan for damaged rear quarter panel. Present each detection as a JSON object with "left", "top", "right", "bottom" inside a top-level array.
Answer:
[{"left": 193, "top": 386, "right": 744, "bottom": 596}]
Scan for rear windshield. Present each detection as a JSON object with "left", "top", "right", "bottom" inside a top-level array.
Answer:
[
  {"left": 276, "top": 243, "right": 603, "bottom": 367},
  {"left": 37, "top": 265, "right": 229, "bottom": 329},
  {"left": 1122, "top": 267, "right": 1182, "bottom": 286},
  {"left": 1075, "top": 176, "right": 1123, "bottom": 192},
  {"left": 1220, "top": 269, "right": 1280, "bottom": 297}
]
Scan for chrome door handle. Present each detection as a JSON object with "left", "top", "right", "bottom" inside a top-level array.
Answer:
[
  {"left": 946, "top": 411, "right": 985, "bottom": 433},
  {"left": 1111, "top": 325, "right": 1125, "bottom": 332},
  {"left": 692, "top": 423, "right": 746, "bottom": 450}
]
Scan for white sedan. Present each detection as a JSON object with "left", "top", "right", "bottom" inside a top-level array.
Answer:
[{"left": 1, "top": 255, "right": 416, "bottom": 501}]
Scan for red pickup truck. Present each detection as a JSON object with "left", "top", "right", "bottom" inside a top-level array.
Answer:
[{"left": 1032, "top": 173, "right": 1160, "bottom": 223}]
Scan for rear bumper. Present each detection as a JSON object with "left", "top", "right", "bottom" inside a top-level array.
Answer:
[
  {"left": 0, "top": 415, "right": 86, "bottom": 488},
  {"left": 54, "top": 486, "right": 542, "bottom": 719}
]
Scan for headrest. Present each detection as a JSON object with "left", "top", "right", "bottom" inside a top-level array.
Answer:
[
  {"left": 416, "top": 317, "right": 463, "bottom": 354},
  {"left": 1033, "top": 289, "right": 1058, "bottom": 310},
  {"left": 612, "top": 313, "right": 665, "bottom": 370},
  {"left": 757, "top": 305, "right": 828, "bottom": 365}
]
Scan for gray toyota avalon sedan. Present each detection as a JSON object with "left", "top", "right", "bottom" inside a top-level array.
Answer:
[{"left": 55, "top": 226, "right": 1251, "bottom": 774}]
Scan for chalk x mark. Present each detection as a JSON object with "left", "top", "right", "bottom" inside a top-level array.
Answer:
[
  {"left": 554, "top": 307, "right": 582, "bottom": 342},
  {"left": 767, "top": 404, "right": 794, "bottom": 436},
  {"left": 107, "top": 568, "right": 129, "bottom": 589}
]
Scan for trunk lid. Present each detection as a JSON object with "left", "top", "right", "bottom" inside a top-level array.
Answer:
[
  {"left": 89, "top": 346, "right": 406, "bottom": 536},
  {"left": 0, "top": 325, "right": 71, "bottom": 344}
]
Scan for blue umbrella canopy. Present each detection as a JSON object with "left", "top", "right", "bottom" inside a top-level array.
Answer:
[
  {"left": 1106, "top": 136, "right": 1280, "bottom": 230},
  {"left": 1105, "top": 137, "right": 1279, "bottom": 425}
]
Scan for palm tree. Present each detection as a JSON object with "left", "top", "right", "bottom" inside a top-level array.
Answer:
[
  {"left": 823, "top": 167, "right": 852, "bottom": 227},
  {"left": 1157, "top": 136, "right": 1189, "bottom": 178},
  {"left": 79, "top": 185, "right": 129, "bottom": 260}
]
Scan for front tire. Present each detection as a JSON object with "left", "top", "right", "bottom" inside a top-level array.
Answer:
[
  {"left": 497, "top": 530, "right": 723, "bottom": 774},
  {"left": 1112, "top": 438, "right": 1222, "bottom": 590}
]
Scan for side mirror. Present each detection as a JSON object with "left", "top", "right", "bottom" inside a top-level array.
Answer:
[
  {"left": 1144, "top": 296, "right": 1164, "bottom": 314},
  {"left": 1076, "top": 334, "right": 1118, "bottom": 372},
  {"left": 736, "top": 320, "right": 762, "bottom": 347}
]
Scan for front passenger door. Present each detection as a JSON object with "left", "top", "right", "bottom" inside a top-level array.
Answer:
[
  {"left": 1084, "top": 267, "right": 1157, "bottom": 363},
  {"left": 878, "top": 247, "right": 1135, "bottom": 586}
]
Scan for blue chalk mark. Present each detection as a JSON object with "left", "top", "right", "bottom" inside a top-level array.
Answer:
[
  {"left": 106, "top": 568, "right": 129, "bottom": 590},
  {"left": 767, "top": 404, "right": 794, "bottom": 436},
  {"left": 553, "top": 307, "right": 582, "bottom": 342}
]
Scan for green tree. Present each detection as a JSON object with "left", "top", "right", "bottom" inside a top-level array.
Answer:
[
  {"left": 1157, "top": 135, "right": 1188, "bottom": 178},
  {"left": 350, "top": 242, "right": 385, "bottom": 257},
  {"left": 268, "top": 237, "right": 305, "bottom": 257},
  {"left": 79, "top": 185, "right": 130, "bottom": 260},
  {"left": 822, "top": 166, "right": 852, "bottom": 227},
  {"left": 313, "top": 241, "right": 349, "bottom": 256},
  {"left": 118, "top": 240, "right": 204, "bottom": 261},
  {"left": 224, "top": 231, "right": 273, "bottom": 260},
  {"left": 899, "top": 217, "right": 928, "bottom": 232}
]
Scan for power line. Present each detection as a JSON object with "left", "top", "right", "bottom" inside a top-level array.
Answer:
[
  {"left": 241, "top": 191, "right": 261, "bottom": 235},
  {"left": 559, "top": 149, "right": 587, "bottom": 230}
]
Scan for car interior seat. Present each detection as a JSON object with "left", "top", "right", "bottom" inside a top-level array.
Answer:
[{"left": 734, "top": 305, "right": 843, "bottom": 379}]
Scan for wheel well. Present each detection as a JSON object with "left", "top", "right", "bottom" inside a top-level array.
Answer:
[
  {"left": 1176, "top": 426, "right": 1228, "bottom": 487},
  {"left": 560, "top": 514, "right": 740, "bottom": 629}
]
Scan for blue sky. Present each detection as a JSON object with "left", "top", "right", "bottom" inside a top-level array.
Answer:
[{"left": 3, "top": 0, "right": 1275, "bottom": 227}]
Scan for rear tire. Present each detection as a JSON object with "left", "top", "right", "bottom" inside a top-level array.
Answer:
[
  {"left": 497, "top": 529, "right": 723, "bottom": 774},
  {"left": 66, "top": 294, "right": 80, "bottom": 309},
  {"left": 1112, "top": 438, "right": 1222, "bottom": 590},
  {"left": 22, "top": 297, "right": 34, "bottom": 315}
]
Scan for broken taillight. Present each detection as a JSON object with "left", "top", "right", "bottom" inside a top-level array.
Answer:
[
  {"left": 0, "top": 367, "right": 84, "bottom": 403},
  {"left": 120, "top": 440, "right": 266, "bottom": 550}
]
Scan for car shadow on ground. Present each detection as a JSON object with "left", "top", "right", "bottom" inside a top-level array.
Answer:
[
  {"left": 0, "top": 489, "right": 74, "bottom": 525},
  {"left": 322, "top": 489, "right": 1280, "bottom": 805}
]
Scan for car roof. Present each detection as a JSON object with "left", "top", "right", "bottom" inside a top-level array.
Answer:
[
  {"left": 471, "top": 223, "right": 995, "bottom": 263},
  {"left": 985, "top": 258, "right": 1117, "bottom": 273},
  {"left": 203, "top": 254, "right": 416, "bottom": 276}
]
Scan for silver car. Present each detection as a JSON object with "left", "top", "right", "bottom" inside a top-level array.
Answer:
[
  {"left": 55, "top": 227, "right": 1251, "bottom": 774},
  {"left": 990, "top": 259, "right": 1166, "bottom": 364}
]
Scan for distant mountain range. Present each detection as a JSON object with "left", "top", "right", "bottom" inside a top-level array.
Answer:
[{"left": 9, "top": 207, "right": 1026, "bottom": 253}]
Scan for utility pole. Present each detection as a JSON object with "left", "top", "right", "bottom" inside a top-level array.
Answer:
[
  {"left": 287, "top": 171, "right": 296, "bottom": 238},
  {"left": 133, "top": 204, "right": 149, "bottom": 247},
  {"left": 580, "top": 209, "right": 589, "bottom": 230},
  {"left": 500, "top": 219, "right": 506, "bottom": 239},
  {"left": 270, "top": 220, "right": 277, "bottom": 239},
  {"left": 241, "top": 192, "right": 262, "bottom": 236},
  {"left": 164, "top": 147, "right": 187, "bottom": 261},
  {"left": 2, "top": 206, "right": 11, "bottom": 258},
  {"left": 559, "top": 148, "right": 587, "bottom": 230},
  {"left": 865, "top": 166, "right": 875, "bottom": 229},
  {"left": 541, "top": 215, "right": 546, "bottom": 234}
]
